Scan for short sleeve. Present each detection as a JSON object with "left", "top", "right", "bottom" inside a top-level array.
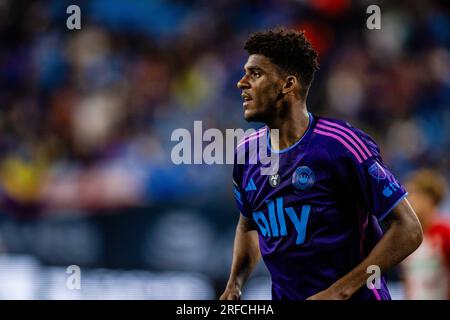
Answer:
[
  {"left": 232, "top": 161, "right": 252, "bottom": 218},
  {"left": 339, "top": 129, "right": 408, "bottom": 221}
]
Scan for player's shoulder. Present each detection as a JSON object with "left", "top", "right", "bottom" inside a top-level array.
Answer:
[
  {"left": 312, "top": 114, "right": 380, "bottom": 163},
  {"left": 234, "top": 125, "right": 268, "bottom": 156}
]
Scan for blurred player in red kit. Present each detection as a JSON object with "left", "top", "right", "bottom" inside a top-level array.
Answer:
[{"left": 403, "top": 169, "right": 450, "bottom": 299}]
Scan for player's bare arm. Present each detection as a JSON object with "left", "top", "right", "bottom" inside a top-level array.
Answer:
[
  {"left": 308, "top": 198, "right": 423, "bottom": 300},
  {"left": 220, "top": 214, "right": 261, "bottom": 300}
]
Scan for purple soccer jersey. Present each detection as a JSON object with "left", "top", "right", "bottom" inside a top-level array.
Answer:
[{"left": 232, "top": 113, "right": 408, "bottom": 300}]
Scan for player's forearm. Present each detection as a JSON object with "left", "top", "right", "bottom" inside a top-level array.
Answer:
[
  {"left": 331, "top": 200, "right": 423, "bottom": 298},
  {"left": 226, "top": 220, "right": 261, "bottom": 290}
]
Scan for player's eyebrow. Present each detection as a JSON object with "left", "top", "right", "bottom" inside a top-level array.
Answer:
[{"left": 244, "top": 65, "right": 264, "bottom": 73}]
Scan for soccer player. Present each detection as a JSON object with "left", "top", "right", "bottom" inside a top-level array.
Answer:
[
  {"left": 402, "top": 169, "right": 450, "bottom": 299},
  {"left": 220, "top": 28, "right": 423, "bottom": 300}
]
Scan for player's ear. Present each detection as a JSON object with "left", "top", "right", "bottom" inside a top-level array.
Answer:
[{"left": 281, "top": 75, "right": 299, "bottom": 95}]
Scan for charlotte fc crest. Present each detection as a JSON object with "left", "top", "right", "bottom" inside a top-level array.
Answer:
[{"left": 292, "top": 166, "right": 315, "bottom": 190}]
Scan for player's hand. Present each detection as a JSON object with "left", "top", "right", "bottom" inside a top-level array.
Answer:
[
  {"left": 306, "top": 287, "right": 350, "bottom": 300},
  {"left": 219, "top": 285, "right": 242, "bottom": 300}
]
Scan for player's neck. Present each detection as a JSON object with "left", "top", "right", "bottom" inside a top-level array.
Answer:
[{"left": 267, "top": 101, "right": 309, "bottom": 151}]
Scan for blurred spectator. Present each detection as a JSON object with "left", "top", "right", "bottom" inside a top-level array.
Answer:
[
  {"left": 402, "top": 169, "right": 450, "bottom": 299},
  {"left": 0, "top": 0, "right": 448, "bottom": 216}
]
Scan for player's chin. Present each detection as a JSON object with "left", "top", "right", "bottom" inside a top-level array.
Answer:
[{"left": 243, "top": 109, "right": 263, "bottom": 123}]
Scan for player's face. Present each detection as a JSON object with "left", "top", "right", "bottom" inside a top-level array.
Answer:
[{"left": 237, "top": 54, "right": 285, "bottom": 122}]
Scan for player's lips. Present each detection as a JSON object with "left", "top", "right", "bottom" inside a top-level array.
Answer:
[{"left": 242, "top": 92, "right": 253, "bottom": 106}]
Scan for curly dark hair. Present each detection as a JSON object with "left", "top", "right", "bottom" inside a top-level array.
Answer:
[{"left": 244, "top": 27, "right": 319, "bottom": 97}]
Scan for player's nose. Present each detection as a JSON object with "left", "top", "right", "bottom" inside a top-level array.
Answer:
[{"left": 237, "top": 75, "right": 250, "bottom": 89}]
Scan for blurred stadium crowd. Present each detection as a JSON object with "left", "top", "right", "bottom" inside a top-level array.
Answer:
[{"left": 0, "top": 0, "right": 449, "bottom": 299}]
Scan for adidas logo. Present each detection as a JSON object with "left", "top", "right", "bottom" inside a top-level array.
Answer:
[{"left": 245, "top": 178, "right": 257, "bottom": 192}]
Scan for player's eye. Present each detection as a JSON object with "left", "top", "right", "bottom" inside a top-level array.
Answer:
[{"left": 252, "top": 71, "right": 261, "bottom": 78}]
